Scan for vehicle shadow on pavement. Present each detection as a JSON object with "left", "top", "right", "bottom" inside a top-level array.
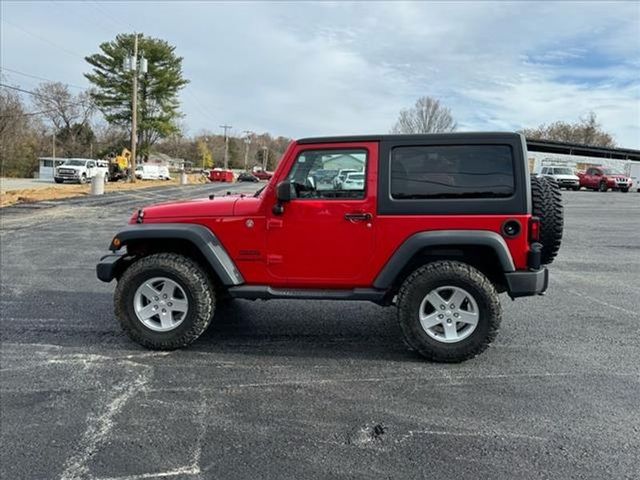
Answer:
[
  {"left": 1, "top": 290, "right": 420, "bottom": 362},
  {"left": 197, "top": 299, "right": 419, "bottom": 362}
]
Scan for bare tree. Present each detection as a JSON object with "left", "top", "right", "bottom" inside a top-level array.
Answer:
[
  {"left": 32, "top": 82, "right": 96, "bottom": 157},
  {"left": 521, "top": 112, "right": 616, "bottom": 148},
  {"left": 391, "top": 96, "right": 457, "bottom": 134}
]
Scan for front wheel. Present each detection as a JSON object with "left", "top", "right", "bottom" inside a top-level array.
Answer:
[
  {"left": 397, "top": 261, "right": 501, "bottom": 363},
  {"left": 80, "top": 174, "right": 87, "bottom": 184},
  {"left": 599, "top": 181, "right": 608, "bottom": 192},
  {"left": 115, "top": 253, "right": 216, "bottom": 350},
  {"left": 621, "top": 187, "right": 629, "bottom": 193}
]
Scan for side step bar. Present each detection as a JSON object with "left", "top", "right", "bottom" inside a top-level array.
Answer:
[{"left": 228, "top": 286, "right": 387, "bottom": 304}]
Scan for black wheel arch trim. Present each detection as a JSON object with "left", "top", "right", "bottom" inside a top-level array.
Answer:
[
  {"left": 104, "top": 223, "right": 244, "bottom": 285},
  {"left": 373, "top": 230, "right": 516, "bottom": 289}
]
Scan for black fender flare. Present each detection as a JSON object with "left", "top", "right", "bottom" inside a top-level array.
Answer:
[
  {"left": 105, "top": 223, "right": 244, "bottom": 285},
  {"left": 373, "top": 230, "right": 515, "bottom": 289}
]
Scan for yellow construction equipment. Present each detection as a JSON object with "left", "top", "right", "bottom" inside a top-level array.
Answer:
[{"left": 108, "top": 148, "right": 132, "bottom": 181}]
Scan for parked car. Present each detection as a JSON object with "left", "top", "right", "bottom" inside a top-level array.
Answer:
[
  {"left": 333, "top": 169, "right": 359, "bottom": 188},
  {"left": 54, "top": 159, "right": 109, "bottom": 184},
  {"left": 540, "top": 166, "right": 580, "bottom": 190},
  {"left": 98, "top": 132, "right": 562, "bottom": 363},
  {"left": 237, "top": 172, "right": 260, "bottom": 182},
  {"left": 578, "top": 166, "right": 632, "bottom": 192},
  {"left": 252, "top": 169, "right": 273, "bottom": 180},
  {"left": 627, "top": 163, "right": 640, "bottom": 193},
  {"left": 341, "top": 171, "right": 365, "bottom": 190},
  {"left": 135, "top": 165, "right": 171, "bottom": 181}
]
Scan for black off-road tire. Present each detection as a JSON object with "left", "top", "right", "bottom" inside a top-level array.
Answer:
[
  {"left": 531, "top": 176, "right": 563, "bottom": 265},
  {"left": 115, "top": 253, "right": 215, "bottom": 350},
  {"left": 621, "top": 187, "right": 629, "bottom": 193},
  {"left": 397, "top": 261, "right": 502, "bottom": 363}
]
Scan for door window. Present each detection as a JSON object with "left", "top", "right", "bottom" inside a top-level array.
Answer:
[{"left": 286, "top": 149, "right": 367, "bottom": 199}]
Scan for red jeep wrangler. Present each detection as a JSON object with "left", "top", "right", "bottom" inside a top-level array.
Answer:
[{"left": 98, "top": 133, "right": 563, "bottom": 362}]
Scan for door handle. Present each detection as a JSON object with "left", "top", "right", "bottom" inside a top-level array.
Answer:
[{"left": 344, "top": 212, "right": 372, "bottom": 222}]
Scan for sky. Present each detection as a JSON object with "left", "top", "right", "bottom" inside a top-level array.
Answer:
[{"left": 1, "top": 1, "right": 639, "bottom": 148}]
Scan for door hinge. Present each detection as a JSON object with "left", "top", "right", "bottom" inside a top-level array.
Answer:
[
  {"left": 267, "top": 254, "right": 283, "bottom": 265},
  {"left": 267, "top": 219, "right": 283, "bottom": 230}
]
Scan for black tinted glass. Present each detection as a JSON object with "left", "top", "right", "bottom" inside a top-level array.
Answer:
[{"left": 391, "top": 145, "right": 514, "bottom": 199}]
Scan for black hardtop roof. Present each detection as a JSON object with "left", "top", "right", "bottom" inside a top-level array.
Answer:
[{"left": 296, "top": 132, "right": 523, "bottom": 144}]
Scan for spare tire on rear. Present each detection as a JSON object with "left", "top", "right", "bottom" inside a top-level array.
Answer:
[{"left": 530, "top": 176, "right": 563, "bottom": 265}]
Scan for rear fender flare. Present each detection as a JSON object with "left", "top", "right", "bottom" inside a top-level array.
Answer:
[
  {"left": 110, "top": 223, "right": 244, "bottom": 286},
  {"left": 373, "top": 230, "right": 515, "bottom": 289}
]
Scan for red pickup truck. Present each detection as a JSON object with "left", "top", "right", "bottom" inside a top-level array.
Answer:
[{"left": 578, "top": 167, "right": 632, "bottom": 192}]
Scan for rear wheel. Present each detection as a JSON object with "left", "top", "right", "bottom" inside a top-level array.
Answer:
[
  {"left": 115, "top": 253, "right": 215, "bottom": 350},
  {"left": 397, "top": 261, "right": 501, "bottom": 363}
]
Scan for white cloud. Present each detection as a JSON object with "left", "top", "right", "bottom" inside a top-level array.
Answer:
[{"left": 2, "top": 1, "right": 638, "bottom": 147}]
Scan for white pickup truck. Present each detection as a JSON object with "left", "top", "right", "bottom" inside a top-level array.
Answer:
[{"left": 54, "top": 159, "right": 109, "bottom": 184}]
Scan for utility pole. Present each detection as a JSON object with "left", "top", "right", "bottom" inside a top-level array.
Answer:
[
  {"left": 130, "top": 33, "right": 139, "bottom": 182},
  {"left": 52, "top": 130, "right": 56, "bottom": 160},
  {"left": 242, "top": 131, "right": 252, "bottom": 172},
  {"left": 220, "top": 124, "right": 232, "bottom": 170},
  {"left": 261, "top": 146, "right": 268, "bottom": 171},
  {"left": 123, "top": 33, "right": 148, "bottom": 182}
]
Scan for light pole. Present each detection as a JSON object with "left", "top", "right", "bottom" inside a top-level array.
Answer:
[
  {"left": 242, "top": 131, "right": 252, "bottom": 172},
  {"left": 123, "top": 33, "right": 148, "bottom": 182},
  {"left": 220, "top": 124, "right": 232, "bottom": 170}
]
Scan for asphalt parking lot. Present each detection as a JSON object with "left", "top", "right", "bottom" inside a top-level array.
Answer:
[{"left": 1, "top": 186, "right": 639, "bottom": 480}]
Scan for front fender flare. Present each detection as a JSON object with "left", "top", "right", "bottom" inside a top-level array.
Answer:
[
  {"left": 373, "top": 230, "right": 515, "bottom": 289},
  {"left": 106, "top": 223, "right": 244, "bottom": 286}
]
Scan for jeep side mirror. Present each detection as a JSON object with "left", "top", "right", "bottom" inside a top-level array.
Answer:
[
  {"left": 276, "top": 181, "right": 293, "bottom": 202},
  {"left": 273, "top": 180, "right": 292, "bottom": 215}
]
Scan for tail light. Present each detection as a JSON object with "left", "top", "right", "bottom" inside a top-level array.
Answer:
[{"left": 529, "top": 217, "right": 540, "bottom": 243}]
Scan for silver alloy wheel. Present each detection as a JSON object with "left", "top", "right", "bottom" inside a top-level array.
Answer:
[
  {"left": 133, "top": 277, "right": 189, "bottom": 332},
  {"left": 419, "top": 285, "right": 479, "bottom": 343}
]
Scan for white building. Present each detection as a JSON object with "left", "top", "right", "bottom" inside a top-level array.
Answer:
[{"left": 37, "top": 157, "right": 67, "bottom": 180}]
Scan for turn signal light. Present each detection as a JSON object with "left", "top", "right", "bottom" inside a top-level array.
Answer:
[{"left": 529, "top": 217, "right": 540, "bottom": 243}]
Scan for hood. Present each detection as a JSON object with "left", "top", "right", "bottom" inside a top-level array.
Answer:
[
  {"left": 136, "top": 195, "right": 240, "bottom": 221},
  {"left": 553, "top": 174, "right": 579, "bottom": 180},
  {"left": 58, "top": 165, "right": 83, "bottom": 171}
]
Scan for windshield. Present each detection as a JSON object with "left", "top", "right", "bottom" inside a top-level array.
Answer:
[
  {"left": 603, "top": 168, "right": 623, "bottom": 175},
  {"left": 554, "top": 168, "right": 574, "bottom": 175},
  {"left": 348, "top": 173, "right": 364, "bottom": 180},
  {"left": 63, "top": 160, "right": 86, "bottom": 166}
]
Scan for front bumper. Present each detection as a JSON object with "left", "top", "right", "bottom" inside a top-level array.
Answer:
[
  {"left": 504, "top": 268, "right": 548, "bottom": 298},
  {"left": 96, "top": 253, "right": 127, "bottom": 282}
]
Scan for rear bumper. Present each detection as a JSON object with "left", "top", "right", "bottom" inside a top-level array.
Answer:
[
  {"left": 504, "top": 268, "right": 548, "bottom": 298},
  {"left": 96, "top": 253, "right": 126, "bottom": 282}
]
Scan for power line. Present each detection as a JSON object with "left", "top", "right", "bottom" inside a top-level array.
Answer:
[
  {"left": 1, "top": 18, "right": 85, "bottom": 58},
  {"left": 0, "top": 108, "right": 59, "bottom": 119},
  {"left": 0, "top": 83, "right": 91, "bottom": 110},
  {"left": 86, "top": 0, "right": 137, "bottom": 33},
  {"left": 0, "top": 67, "right": 86, "bottom": 90}
]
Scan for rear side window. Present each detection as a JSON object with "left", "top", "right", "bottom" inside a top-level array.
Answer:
[{"left": 390, "top": 145, "right": 514, "bottom": 199}]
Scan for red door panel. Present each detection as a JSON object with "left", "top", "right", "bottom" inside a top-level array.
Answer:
[{"left": 266, "top": 142, "right": 378, "bottom": 287}]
